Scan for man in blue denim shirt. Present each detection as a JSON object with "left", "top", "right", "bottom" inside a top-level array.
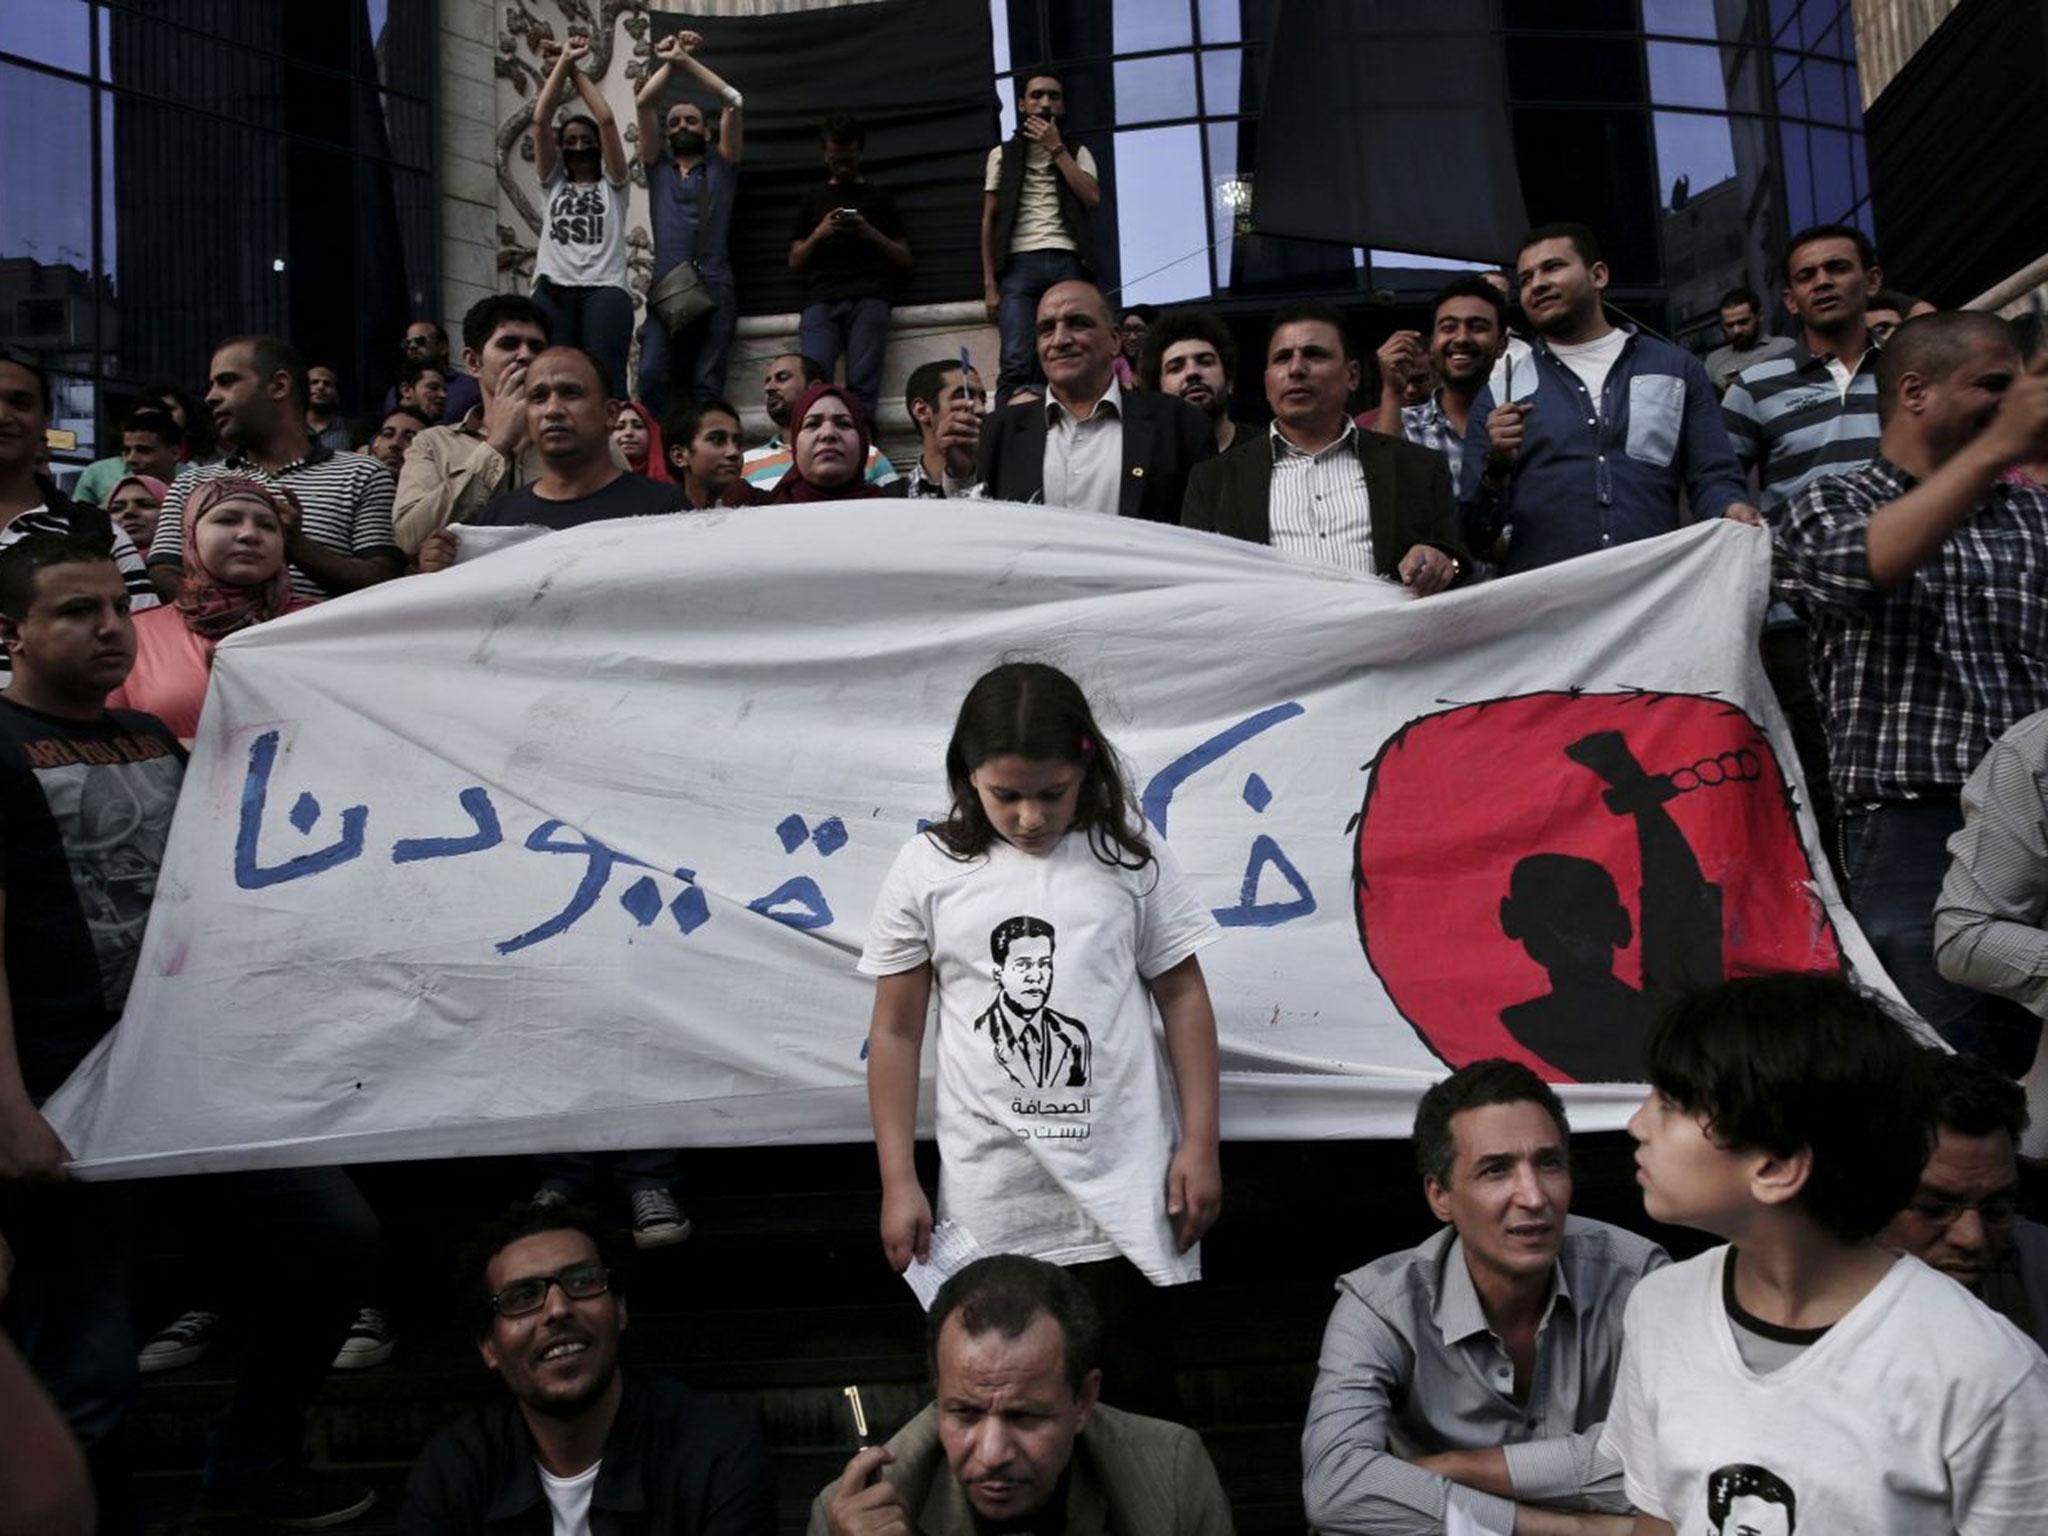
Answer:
[{"left": 1460, "top": 224, "right": 1755, "bottom": 577}]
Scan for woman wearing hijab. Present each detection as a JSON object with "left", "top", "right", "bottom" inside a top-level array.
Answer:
[
  {"left": 765, "top": 382, "right": 884, "bottom": 504},
  {"left": 105, "top": 474, "right": 169, "bottom": 555},
  {"left": 109, "top": 477, "right": 312, "bottom": 741},
  {"left": 611, "top": 399, "right": 674, "bottom": 483}
]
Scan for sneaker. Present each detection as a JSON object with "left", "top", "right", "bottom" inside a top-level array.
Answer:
[
  {"left": 202, "top": 1471, "right": 375, "bottom": 1529},
  {"left": 137, "top": 1309, "right": 222, "bottom": 1373},
  {"left": 330, "top": 1306, "right": 395, "bottom": 1371},
  {"left": 531, "top": 1184, "right": 571, "bottom": 1210},
  {"left": 628, "top": 1187, "right": 692, "bottom": 1248}
]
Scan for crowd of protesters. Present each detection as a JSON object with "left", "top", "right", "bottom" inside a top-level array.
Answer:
[{"left": 3, "top": 32, "right": 2048, "bottom": 1536}]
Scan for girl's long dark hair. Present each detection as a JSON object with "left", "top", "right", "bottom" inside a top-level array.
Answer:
[{"left": 933, "top": 662, "right": 1153, "bottom": 870}]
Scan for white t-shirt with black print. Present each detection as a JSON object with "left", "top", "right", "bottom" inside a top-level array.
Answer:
[
  {"left": 1599, "top": 1245, "right": 2048, "bottom": 1534},
  {"left": 860, "top": 827, "right": 1222, "bottom": 1285},
  {"left": 533, "top": 165, "right": 630, "bottom": 291}
]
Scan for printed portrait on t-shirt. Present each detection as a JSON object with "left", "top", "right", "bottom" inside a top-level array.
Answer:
[
  {"left": 1706, "top": 1463, "right": 1796, "bottom": 1535},
  {"left": 975, "top": 915, "right": 1092, "bottom": 1091},
  {"left": 37, "top": 755, "right": 183, "bottom": 1011}
]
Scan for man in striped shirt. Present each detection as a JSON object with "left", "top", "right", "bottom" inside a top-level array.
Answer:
[
  {"left": 146, "top": 335, "right": 402, "bottom": 603},
  {"left": 1723, "top": 224, "right": 1886, "bottom": 858},
  {"left": 0, "top": 351, "right": 159, "bottom": 684},
  {"left": 1303, "top": 1061, "right": 1664, "bottom": 1536}
]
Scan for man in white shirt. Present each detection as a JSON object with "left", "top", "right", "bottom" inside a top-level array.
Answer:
[{"left": 981, "top": 73, "right": 1101, "bottom": 401}]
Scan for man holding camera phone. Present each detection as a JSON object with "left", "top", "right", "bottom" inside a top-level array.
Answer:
[{"left": 790, "top": 112, "right": 912, "bottom": 427}]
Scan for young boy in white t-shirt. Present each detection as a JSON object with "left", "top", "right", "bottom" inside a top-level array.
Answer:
[{"left": 1601, "top": 974, "right": 2048, "bottom": 1534}]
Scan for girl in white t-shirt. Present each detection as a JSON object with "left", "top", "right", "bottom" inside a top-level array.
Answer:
[
  {"left": 860, "top": 662, "right": 1223, "bottom": 1408},
  {"left": 529, "top": 35, "right": 635, "bottom": 400}
]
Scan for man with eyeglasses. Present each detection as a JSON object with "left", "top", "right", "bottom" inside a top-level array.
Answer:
[
  {"left": 1881, "top": 1051, "right": 2047, "bottom": 1349},
  {"left": 399, "top": 1201, "right": 776, "bottom": 1534}
]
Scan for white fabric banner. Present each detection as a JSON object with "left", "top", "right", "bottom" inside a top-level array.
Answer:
[{"left": 46, "top": 506, "right": 1892, "bottom": 1177}]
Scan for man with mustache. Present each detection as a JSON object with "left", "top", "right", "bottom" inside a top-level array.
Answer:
[
  {"left": 1459, "top": 222, "right": 1756, "bottom": 577},
  {"left": 400, "top": 1203, "right": 776, "bottom": 1534},
  {"left": 1880, "top": 1051, "right": 2047, "bottom": 1348},
  {"left": 1703, "top": 288, "right": 1793, "bottom": 396},
  {"left": 968, "top": 280, "right": 1211, "bottom": 520},
  {"left": 1142, "top": 311, "right": 1241, "bottom": 453},
  {"left": 634, "top": 30, "right": 746, "bottom": 414},
  {"left": 1777, "top": 310, "right": 2048, "bottom": 1066},
  {"left": 1183, "top": 302, "right": 1470, "bottom": 597}
]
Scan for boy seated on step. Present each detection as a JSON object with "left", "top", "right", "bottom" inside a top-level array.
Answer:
[{"left": 1604, "top": 974, "right": 2048, "bottom": 1534}]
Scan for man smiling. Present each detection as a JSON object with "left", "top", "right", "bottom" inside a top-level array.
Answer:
[
  {"left": 814, "top": 1255, "right": 1230, "bottom": 1536},
  {"left": 1303, "top": 1061, "right": 1664, "bottom": 1536},
  {"left": 401, "top": 1203, "right": 775, "bottom": 1534}
]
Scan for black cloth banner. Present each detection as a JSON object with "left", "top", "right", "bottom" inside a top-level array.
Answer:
[
  {"left": 1251, "top": 0, "right": 1527, "bottom": 264},
  {"left": 651, "top": 1, "right": 996, "bottom": 314}
]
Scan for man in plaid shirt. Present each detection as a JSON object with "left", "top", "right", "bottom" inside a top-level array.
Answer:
[{"left": 1778, "top": 311, "right": 2048, "bottom": 1063}]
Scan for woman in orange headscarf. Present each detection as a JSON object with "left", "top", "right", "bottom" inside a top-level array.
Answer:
[{"left": 108, "top": 477, "right": 313, "bottom": 741}]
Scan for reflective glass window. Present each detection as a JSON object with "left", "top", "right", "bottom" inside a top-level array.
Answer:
[
  {"left": 1648, "top": 42, "right": 1731, "bottom": 110},
  {"left": 0, "top": 63, "right": 96, "bottom": 365},
  {"left": 1197, "top": 0, "right": 1242, "bottom": 45},
  {"left": 0, "top": 0, "right": 90, "bottom": 74},
  {"left": 1113, "top": 0, "right": 1191, "bottom": 54},
  {"left": 1115, "top": 124, "right": 1211, "bottom": 304},
  {"left": 1113, "top": 53, "right": 1198, "bottom": 125},
  {"left": 1201, "top": 48, "right": 1240, "bottom": 117},
  {"left": 1506, "top": 36, "right": 1645, "bottom": 103}
]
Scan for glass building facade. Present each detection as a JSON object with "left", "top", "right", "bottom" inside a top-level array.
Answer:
[
  {"left": 990, "top": 0, "right": 1869, "bottom": 350},
  {"left": 0, "top": 0, "right": 436, "bottom": 465}
]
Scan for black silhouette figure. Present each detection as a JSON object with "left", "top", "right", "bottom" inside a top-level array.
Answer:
[{"left": 1499, "top": 730, "right": 1725, "bottom": 1080}]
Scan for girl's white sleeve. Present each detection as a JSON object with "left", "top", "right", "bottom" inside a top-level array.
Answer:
[
  {"left": 1134, "top": 838, "right": 1224, "bottom": 980},
  {"left": 856, "top": 837, "right": 933, "bottom": 977}
]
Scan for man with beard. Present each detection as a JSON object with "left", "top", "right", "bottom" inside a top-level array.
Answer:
[
  {"left": 395, "top": 359, "right": 449, "bottom": 430},
  {"left": 982, "top": 73, "right": 1102, "bottom": 402},
  {"left": 146, "top": 334, "right": 401, "bottom": 602},
  {"left": 1376, "top": 279, "right": 1509, "bottom": 502},
  {"left": 740, "top": 352, "right": 897, "bottom": 493},
  {"left": 1722, "top": 226, "right": 1888, "bottom": 864},
  {"left": 1778, "top": 312, "right": 2048, "bottom": 1064},
  {"left": 634, "top": 30, "right": 746, "bottom": 413},
  {"left": 1142, "top": 311, "right": 1240, "bottom": 453},
  {"left": 1704, "top": 288, "right": 1793, "bottom": 395},
  {"left": 305, "top": 364, "right": 353, "bottom": 453},
  {"left": 1880, "top": 1051, "right": 2047, "bottom": 1348},
  {"left": 400, "top": 1203, "right": 776, "bottom": 1534},
  {"left": 1460, "top": 223, "right": 1756, "bottom": 577}
]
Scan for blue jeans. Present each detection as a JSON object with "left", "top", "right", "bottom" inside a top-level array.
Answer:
[
  {"left": 996, "top": 248, "right": 1086, "bottom": 400},
  {"left": 530, "top": 277, "right": 635, "bottom": 399},
  {"left": 637, "top": 276, "right": 738, "bottom": 418},
  {"left": 1840, "top": 802, "right": 2006, "bottom": 1055},
  {"left": 799, "top": 297, "right": 893, "bottom": 424}
]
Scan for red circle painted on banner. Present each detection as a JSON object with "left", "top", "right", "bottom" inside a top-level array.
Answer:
[{"left": 1355, "top": 691, "right": 1841, "bottom": 1083}]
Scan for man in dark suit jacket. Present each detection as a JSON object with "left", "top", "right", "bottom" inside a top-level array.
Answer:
[
  {"left": 1183, "top": 301, "right": 1471, "bottom": 594},
  {"left": 969, "top": 280, "right": 1213, "bottom": 521}
]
